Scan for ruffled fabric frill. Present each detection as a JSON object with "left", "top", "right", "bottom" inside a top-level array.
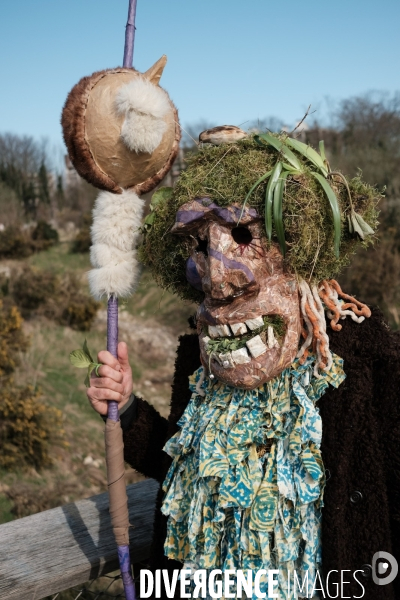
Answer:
[{"left": 161, "top": 354, "right": 345, "bottom": 599}]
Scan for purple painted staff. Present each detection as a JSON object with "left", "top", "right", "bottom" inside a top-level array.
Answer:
[
  {"left": 105, "top": 3, "right": 138, "bottom": 598},
  {"left": 123, "top": 0, "right": 137, "bottom": 69}
]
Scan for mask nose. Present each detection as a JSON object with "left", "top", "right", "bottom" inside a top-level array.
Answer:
[{"left": 203, "top": 222, "right": 256, "bottom": 300}]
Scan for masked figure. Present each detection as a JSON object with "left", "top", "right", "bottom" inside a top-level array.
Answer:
[{"left": 87, "top": 129, "right": 400, "bottom": 600}]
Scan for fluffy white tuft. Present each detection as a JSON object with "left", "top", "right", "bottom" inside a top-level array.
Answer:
[
  {"left": 120, "top": 111, "right": 167, "bottom": 154},
  {"left": 115, "top": 77, "right": 170, "bottom": 118},
  {"left": 91, "top": 189, "right": 143, "bottom": 251},
  {"left": 115, "top": 77, "right": 170, "bottom": 154},
  {"left": 90, "top": 243, "right": 134, "bottom": 269},
  {"left": 89, "top": 189, "right": 145, "bottom": 300},
  {"left": 88, "top": 261, "right": 141, "bottom": 300}
]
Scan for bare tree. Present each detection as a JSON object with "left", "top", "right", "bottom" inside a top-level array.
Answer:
[{"left": 304, "top": 92, "right": 400, "bottom": 328}]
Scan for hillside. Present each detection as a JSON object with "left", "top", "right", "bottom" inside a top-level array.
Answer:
[{"left": 0, "top": 241, "right": 196, "bottom": 523}]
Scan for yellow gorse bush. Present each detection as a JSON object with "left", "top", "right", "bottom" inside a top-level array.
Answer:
[{"left": 0, "top": 300, "right": 64, "bottom": 470}]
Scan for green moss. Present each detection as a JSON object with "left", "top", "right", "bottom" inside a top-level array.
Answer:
[{"left": 140, "top": 135, "right": 380, "bottom": 303}]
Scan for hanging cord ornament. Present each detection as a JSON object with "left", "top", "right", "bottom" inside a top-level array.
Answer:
[{"left": 62, "top": 0, "right": 181, "bottom": 597}]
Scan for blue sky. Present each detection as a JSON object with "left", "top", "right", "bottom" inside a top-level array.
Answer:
[{"left": 1, "top": 0, "right": 399, "bottom": 164}]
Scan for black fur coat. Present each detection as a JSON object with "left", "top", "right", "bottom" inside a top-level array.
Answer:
[{"left": 122, "top": 308, "right": 400, "bottom": 599}]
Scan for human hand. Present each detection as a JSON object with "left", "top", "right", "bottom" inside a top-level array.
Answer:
[{"left": 86, "top": 341, "right": 133, "bottom": 416}]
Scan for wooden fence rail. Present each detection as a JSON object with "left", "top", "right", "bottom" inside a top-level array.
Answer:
[{"left": 0, "top": 478, "right": 159, "bottom": 600}]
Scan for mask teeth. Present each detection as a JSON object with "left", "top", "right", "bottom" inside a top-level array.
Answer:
[
  {"left": 246, "top": 334, "right": 268, "bottom": 358},
  {"left": 231, "top": 347, "right": 251, "bottom": 364},
  {"left": 267, "top": 326, "right": 280, "bottom": 349},
  {"left": 208, "top": 324, "right": 231, "bottom": 338},
  {"left": 245, "top": 316, "right": 264, "bottom": 331},
  {"left": 230, "top": 322, "right": 247, "bottom": 336}
]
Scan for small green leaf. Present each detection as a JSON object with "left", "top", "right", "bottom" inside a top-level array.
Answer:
[
  {"left": 84, "top": 363, "right": 102, "bottom": 387},
  {"left": 69, "top": 349, "right": 92, "bottom": 369},
  {"left": 273, "top": 171, "right": 290, "bottom": 257},
  {"left": 286, "top": 138, "right": 328, "bottom": 177},
  {"left": 82, "top": 339, "right": 93, "bottom": 363},
  {"left": 256, "top": 134, "right": 302, "bottom": 170},
  {"left": 355, "top": 212, "right": 375, "bottom": 237},
  {"left": 348, "top": 210, "right": 374, "bottom": 240},
  {"left": 347, "top": 214, "right": 354, "bottom": 234},
  {"left": 265, "top": 162, "right": 283, "bottom": 240},
  {"left": 312, "top": 172, "right": 341, "bottom": 258},
  {"left": 351, "top": 214, "right": 365, "bottom": 239},
  {"left": 144, "top": 212, "right": 155, "bottom": 226},
  {"left": 88, "top": 362, "right": 97, "bottom": 374},
  {"left": 150, "top": 187, "right": 173, "bottom": 210}
]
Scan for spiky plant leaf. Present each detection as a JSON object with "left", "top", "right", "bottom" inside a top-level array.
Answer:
[
  {"left": 273, "top": 171, "right": 290, "bottom": 257},
  {"left": 282, "top": 162, "right": 301, "bottom": 173},
  {"left": 265, "top": 162, "right": 283, "bottom": 239},
  {"left": 286, "top": 138, "right": 328, "bottom": 176},
  {"left": 312, "top": 172, "right": 341, "bottom": 258},
  {"left": 238, "top": 169, "right": 272, "bottom": 223},
  {"left": 319, "top": 140, "right": 327, "bottom": 164},
  {"left": 255, "top": 134, "right": 302, "bottom": 170}
]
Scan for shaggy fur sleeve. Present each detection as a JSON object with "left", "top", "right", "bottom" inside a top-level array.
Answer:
[
  {"left": 166, "top": 333, "right": 202, "bottom": 439},
  {"left": 374, "top": 325, "right": 400, "bottom": 593},
  {"left": 122, "top": 334, "right": 201, "bottom": 483},
  {"left": 123, "top": 397, "right": 169, "bottom": 482}
]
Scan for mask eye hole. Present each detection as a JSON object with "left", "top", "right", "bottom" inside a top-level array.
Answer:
[
  {"left": 195, "top": 236, "right": 208, "bottom": 257},
  {"left": 231, "top": 226, "right": 252, "bottom": 245}
]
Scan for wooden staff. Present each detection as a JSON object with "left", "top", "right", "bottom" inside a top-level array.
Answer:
[{"left": 105, "top": 6, "right": 137, "bottom": 599}]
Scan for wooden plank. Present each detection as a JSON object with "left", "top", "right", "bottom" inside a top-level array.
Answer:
[{"left": 0, "top": 478, "right": 159, "bottom": 600}]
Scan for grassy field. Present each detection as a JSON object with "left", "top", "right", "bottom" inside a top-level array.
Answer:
[{"left": 0, "top": 242, "right": 196, "bottom": 523}]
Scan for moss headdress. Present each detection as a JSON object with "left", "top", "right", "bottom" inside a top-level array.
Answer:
[{"left": 139, "top": 132, "right": 380, "bottom": 304}]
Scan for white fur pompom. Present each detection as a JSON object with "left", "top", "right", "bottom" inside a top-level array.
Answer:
[
  {"left": 88, "top": 260, "right": 140, "bottom": 300},
  {"left": 90, "top": 243, "right": 134, "bottom": 269},
  {"left": 91, "top": 189, "right": 143, "bottom": 251},
  {"left": 115, "top": 77, "right": 170, "bottom": 154},
  {"left": 89, "top": 189, "right": 145, "bottom": 300}
]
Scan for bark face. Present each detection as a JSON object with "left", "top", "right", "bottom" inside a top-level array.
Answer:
[{"left": 172, "top": 198, "right": 301, "bottom": 389}]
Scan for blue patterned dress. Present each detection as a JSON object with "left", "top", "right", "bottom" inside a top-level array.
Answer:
[{"left": 161, "top": 354, "right": 345, "bottom": 599}]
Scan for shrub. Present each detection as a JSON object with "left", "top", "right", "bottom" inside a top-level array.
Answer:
[
  {"left": 0, "top": 221, "right": 59, "bottom": 258},
  {"left": 71, "top": 213, "right": 91, "bottom": 253},
  {"left": 31, "top": 220, "right": 59, "bottom": 250},
  {"left": 5, "top": 479, "right": 77, "bottom": 518},
  {"left": 10, "top": 267, "right": 100, "bottom": 331},
  {"left": 71, "top": 227, "right": 91, "bottom": 253},
  {"left": 0, "top": 226, "right": 32, "bottom": 259},
  {"left": 0, "top": 383, "right": 63, "bottom": 470},
  {"left": 60, "top": 296, "right": 100, "bottom": 331},
  {"left": 12, "top": 267, "right": 58, "bottom": 311},
  {"left": 0, "top": 300, "right": 64, "bottom": 471},
  {"left": 0, "top": 272, "right": 9, "bottom": 297},
  {"left": 0, "top": 301, "right": 29, "bottom": 378}
]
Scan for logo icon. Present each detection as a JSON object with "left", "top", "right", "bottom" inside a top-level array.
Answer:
[{"left": 372, "top": 551, "right": 398, "bottom": 586}]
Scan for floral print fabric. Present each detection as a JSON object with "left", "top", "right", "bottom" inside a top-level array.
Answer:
[{"left": 161, "top": 354, "right": 345, "bottom": 599}]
